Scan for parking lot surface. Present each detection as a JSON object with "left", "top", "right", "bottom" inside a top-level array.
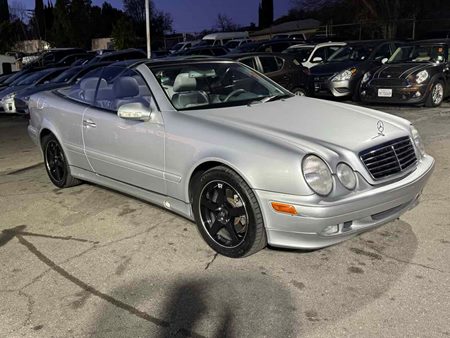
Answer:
[{"left": 1, "top": 102, "right": 450, "bottom": 337}]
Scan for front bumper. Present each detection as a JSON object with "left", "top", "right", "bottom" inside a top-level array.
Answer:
[
  {"left": 361, "top": 83, "right": 428, "bottom": 104},
  {"left": 255, "top": 155, "right": 434, "bottom": 250},
  {"left": 312, "top": 76, "right": 353, "bottom": 98}
]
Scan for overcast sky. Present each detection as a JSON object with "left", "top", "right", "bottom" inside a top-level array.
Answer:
[{"left": 19, "top": 0, "right": 293, "bottom": 32}]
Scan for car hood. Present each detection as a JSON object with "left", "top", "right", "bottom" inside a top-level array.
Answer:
[
  {"left": 188, "top": 96, "right": 410, "bottom": 156},
  {"left": 310, "top": 60, "right": 364, "bottom": 75},
  {"left": 375, "top": 62, "right": 435, "bottom": 79}
]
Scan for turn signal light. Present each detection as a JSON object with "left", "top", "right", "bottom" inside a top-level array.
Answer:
[{"left": 271, "top": 202, "right": 297, "bottom": 215}]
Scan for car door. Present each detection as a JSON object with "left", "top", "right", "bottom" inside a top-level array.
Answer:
[
  {"left": 257, "top": 55, "right": 290, "bottom": 89},
  {"left": 82, "top": 66, "right": 166, "bottom": 194}
]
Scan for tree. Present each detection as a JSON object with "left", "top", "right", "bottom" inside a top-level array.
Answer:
[
  {"left": 215, "top": 14, "right": 239, "bottom": 32},
  {"left": 49, "top": 0, "right": 71, "bottom": 47},
  {"left": 34, "top": 0, "right": 45, "bottom": 38},
  {"left": 111, "top": 16, "right": 135, "bottom": 49},
  {"left": 0, "top": 0, "right": 10, "bottom": 23},
  {"left": 122, "top": 0, "right": 172, "bottom": 37},
  {"left": 258, "top": 0, "right": 273, "bottom": 28}
]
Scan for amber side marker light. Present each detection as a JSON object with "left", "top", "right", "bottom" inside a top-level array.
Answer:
[{"left": 271, "top": 202, "right": 297, "bottom": 215}]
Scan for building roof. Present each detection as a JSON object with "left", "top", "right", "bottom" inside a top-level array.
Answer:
[{"left": 251, "top": 19, "right": 320, "bottom": 37}]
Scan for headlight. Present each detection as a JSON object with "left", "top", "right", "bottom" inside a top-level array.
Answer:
[
  {"left": 302, "top": 155, "right": 333, "bottom": 196},
  {"left": 332, "top": 68, "right": 357, "bottom": 82},
  {"left": 410, "top": 125, "right": 425, "bottom": 158},
  {"left": 22, "top": 96, "right": 30, "bottom": 103},
  {"left": 362, "top": 72, "right": 371, "bottom": 83},
  {"left": 415, "top": 70, "right": 429, "bottom": 84},
  {"left": 3, "top": 92, "right": 16, "bottom": 100},
  {"left": 336, "top": 163, "right": 357, "bottom": 190}
]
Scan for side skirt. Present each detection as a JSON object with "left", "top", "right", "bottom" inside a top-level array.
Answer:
[{"left": 70, "top": 166, "right": 195, "bottom": 221}]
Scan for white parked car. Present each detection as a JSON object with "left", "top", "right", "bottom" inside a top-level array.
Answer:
[{"left": 283, "top": 42, "right": 346, "bottom": 68}]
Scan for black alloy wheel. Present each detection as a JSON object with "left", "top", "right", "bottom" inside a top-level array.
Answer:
[
  {"left": 42, "top": 134, "right": 81, "bottom": 188},
  {"left": 192, "top": 166, "right": 267, "bottom": 258},
  {"left": 199, "top": 180, "right": 249, "bottom": 248}
]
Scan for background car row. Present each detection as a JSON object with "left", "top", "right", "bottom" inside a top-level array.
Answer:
[{"left": 1, "top": 37, "right": 449, "bottom": 115}]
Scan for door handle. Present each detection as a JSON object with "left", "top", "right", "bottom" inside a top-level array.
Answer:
[{"left": 83, "top": 119, "right": 96, "bottom": 128}]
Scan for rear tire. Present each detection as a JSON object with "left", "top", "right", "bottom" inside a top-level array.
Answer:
[
  {"left": 42, "top": 134, "right": 81, "bottom": 188},
  {"left": 192, "top": 166, "right": 267, "bottom": 258},
  {"left": 425, "top": 81, "right": 444, "bottom": 107}
]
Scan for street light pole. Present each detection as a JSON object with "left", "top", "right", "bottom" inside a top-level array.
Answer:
[{"left": 145, "top": 0, "right": 151, "bottom": 59}]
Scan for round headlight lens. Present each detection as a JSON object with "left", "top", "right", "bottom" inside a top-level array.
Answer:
[
  {"left": 410, "top": 125, "right": 425, "bottom": 158},
  {"left": 336, "top": 163, "right": 357, "bottom": 190},
  {"left": 302, "top": 155, "right": 333, "bottom": 196},
  {"left": 415, "top": 70, "right": 429, "bottom": 84}
]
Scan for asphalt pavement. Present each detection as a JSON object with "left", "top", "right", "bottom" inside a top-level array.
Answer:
[{"left": 0, "top": 102, "right": 449, "bottom": 337}]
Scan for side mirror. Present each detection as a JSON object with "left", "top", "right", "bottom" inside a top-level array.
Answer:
[
  {"left": 312, "top": 56, "right": 323, "bottom": 63},
  {"left": 381, "top": 57, "right": 388, "bottom": 64},
  {"left": 118, "top": 102, "right": 152, "bottom": 122}
]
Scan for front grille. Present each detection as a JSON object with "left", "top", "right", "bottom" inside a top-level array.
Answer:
[
  {"left": 370, "top": 78, "right": 409, "bottom": 87},
  {"left": 360, "top": 136, "right": 417, "bottom": 180}
]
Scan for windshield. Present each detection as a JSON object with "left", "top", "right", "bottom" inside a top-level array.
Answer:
[
  {"left": 234, "top": 42, "right": 259, "bottom": 53},
  {"left": 15, "top": 69, "right": 53, "bottom": 85},
  {"left": 388, "top": 45, "right": 447, "bottom": 63},
  {"left": 149, "top": 61, "right": 289, "bottom": 111},
  {"left": 328, "top": 45, "right": 374, "bottom": 62},
  {"left": 225, "top": 41, "right": 240, "bottom": 49},
  {"left": 171, "top": 42, "right": 185, "bottom": 50},
  {"left": 283, "top": 47, "right": 313, "bottom": 61},
  {"left": 50, "top": 67, "right": 81, "bottom": 83}
]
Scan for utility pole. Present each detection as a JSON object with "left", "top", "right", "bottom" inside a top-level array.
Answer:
[{"left": 145, "top": 0, "right": 151, "bottom": 58}]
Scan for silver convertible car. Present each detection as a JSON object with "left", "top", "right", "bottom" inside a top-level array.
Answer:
[{"left": 27, "top": 58, "right": 435, "bottom": 257}]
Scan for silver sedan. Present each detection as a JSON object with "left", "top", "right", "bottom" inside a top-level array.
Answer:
[{"left": 27, "top": 59, "right": 434, "bottom": 257}]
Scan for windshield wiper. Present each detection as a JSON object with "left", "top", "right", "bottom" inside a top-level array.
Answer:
[{"left": 261, "top": 94, "right": 292, "bottom": 103}]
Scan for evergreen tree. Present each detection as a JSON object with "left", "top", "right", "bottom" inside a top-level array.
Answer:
[
  {"left": 35, "top": 0, "right": 45, "bottom": 38},
  {"left": 50, "top": 0, "right": 71, "bottom": 47},
  {"left": 258, "top": 0, "right": 273, "bottom": 28},
  {"left": 0, "top": 0, "right": 10, "bottom": 23}
]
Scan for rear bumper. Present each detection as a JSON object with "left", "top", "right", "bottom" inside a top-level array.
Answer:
[{"left": 255, "top": 155, "right": 434, "bottom": 250}]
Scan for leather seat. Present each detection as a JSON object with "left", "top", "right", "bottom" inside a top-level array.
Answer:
[
  {"left": 171, "top": 73, "right": 208, "bottom": 109},
  {"left": 113, "top": 77, "right": 148, "bottom": 110}
]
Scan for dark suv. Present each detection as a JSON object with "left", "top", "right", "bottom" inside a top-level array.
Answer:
[
  {"left": 309, "top": 40, "right": 402, "bottom": 100},
  {"left": 228, "top": 53, "right": 309, "bottom": 95}
]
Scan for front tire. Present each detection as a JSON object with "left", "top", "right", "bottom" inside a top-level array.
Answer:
[
  {"left": 425, "top": 81, "right": 445, "bottom": 107},
  {"left": 42, "top": 134, "right": 81, "bottom": 188},
  {"left": 292, "top": 87, "right": 307, "bottom": 96},
  {"left": 192, "top": 166, "right": 267, "bottom": 258}
]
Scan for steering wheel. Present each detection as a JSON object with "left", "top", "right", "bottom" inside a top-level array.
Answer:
[{"left": 224, "top": 89, "right": 246, "bottom": 102}]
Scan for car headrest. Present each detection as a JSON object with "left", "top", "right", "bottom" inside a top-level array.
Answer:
[
  {"left": 113, "top": 76, "right": 139, "bottom": 98},
  {"left": 173, "top": 73, "right": 197, "bottom": 92},
  {"left": 80, "top": 77, "right": 106, "bottom": 90}
]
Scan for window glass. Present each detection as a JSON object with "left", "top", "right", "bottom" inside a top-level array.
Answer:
[
  {"left": 374, "top": 43, "right": 391, "bottom": 60},
  {"left": 50, "top": 67, "right": 82, "bottom": 83},
  {"left": 259, "top": 56, "right": 283, "bottom": 73},
  {"left": 212, "top": 48, "right": 227, "bottom": 56},
  {"left": 239, "top": 57, "right": 257, "bottom": 70},
  {"left": 283, "top": 47, "right": 313, "bottom": 62},
  {"left": 58, "top": 68, "right": 104, "bottom": 104},
  {"left": 93, "top": 68, "right": 152, "bottom": 112},
  {"left": 388, "top": 44, "right": 448, "bottom": 63},
  {"left": 150, "top": 61, "right": 287, "bottom": 110}
]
